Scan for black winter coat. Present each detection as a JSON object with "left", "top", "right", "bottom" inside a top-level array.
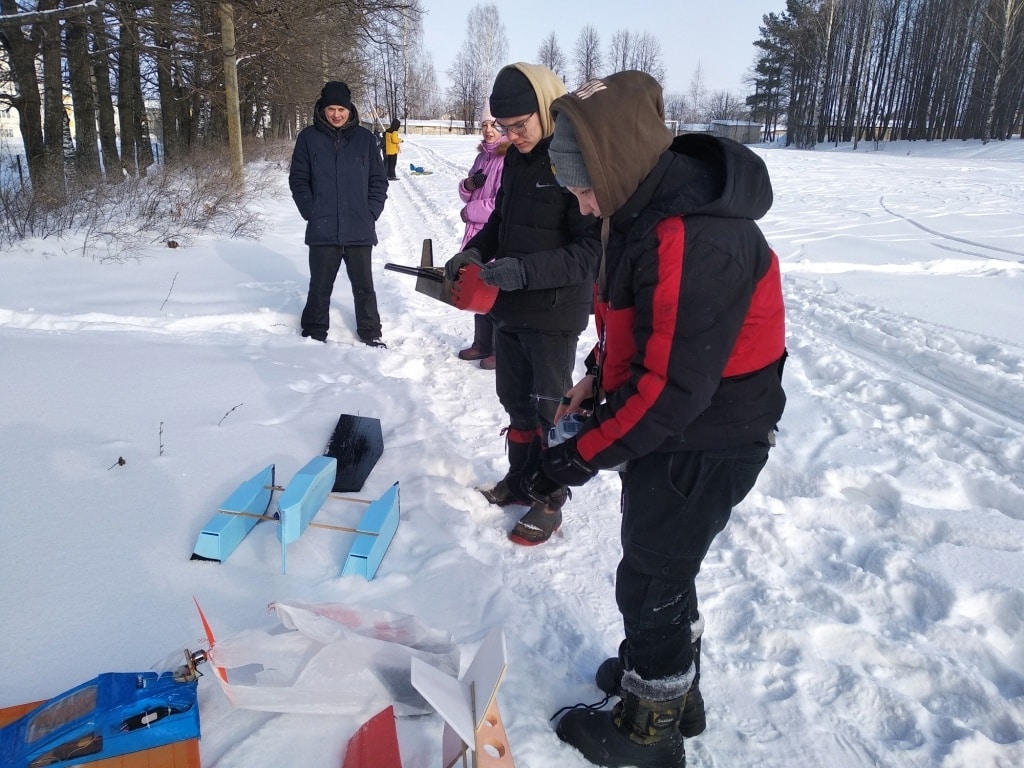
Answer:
[
  {"left": 465, "top": 136, "right": 600, "bottom": 334},
  {"left": 289, "top": 102, "right": 388, "bottom": 247}
]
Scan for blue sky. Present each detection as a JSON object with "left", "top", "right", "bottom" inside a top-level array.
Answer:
[{"left": 419, "top": 0, "right": 777, "bottom": 97}]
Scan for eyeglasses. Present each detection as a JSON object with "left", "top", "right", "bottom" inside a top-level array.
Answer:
[{"left": 494, "top": 113, "right": 535, "bottom": 137}]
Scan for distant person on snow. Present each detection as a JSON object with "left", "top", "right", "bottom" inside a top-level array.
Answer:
[
  {"left": 384, "top": 118, "right": 402, "bottom": 180},
  {"left": 288, "top": 81, "right": 388, "bottom": 348},
  {"left": 515, "top": 71, "right": 787, "bottom": 767},
  {"left": 455, "top": 99, "right": 509, "bottom": 371}
]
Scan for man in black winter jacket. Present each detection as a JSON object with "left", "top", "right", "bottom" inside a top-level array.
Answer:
[
  {"left": 518, "top": 71, "right": 787, "bottom": 768},
  {"left": 444, "top": 63, "right": 601, "bottom": 545},
  {"left": 289, "top": 81, "right": 388, "bottom": 347}
]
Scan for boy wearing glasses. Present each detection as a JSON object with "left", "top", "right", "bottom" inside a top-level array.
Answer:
[{"left": 444, "top": 63, "right": 600, "bottom": 546}]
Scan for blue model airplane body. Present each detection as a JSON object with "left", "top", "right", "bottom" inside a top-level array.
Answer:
[{"left": 0, "top": 670, "right": 200, "bottom": 768}]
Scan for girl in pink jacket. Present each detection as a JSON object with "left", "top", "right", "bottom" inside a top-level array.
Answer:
[{"left": 456, "top": 100, "right": 509, "bottom": 369}]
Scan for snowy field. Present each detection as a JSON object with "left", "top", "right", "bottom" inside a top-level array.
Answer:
[{"left": 2, "top": 134, "right": 1023, "bottom": 768}]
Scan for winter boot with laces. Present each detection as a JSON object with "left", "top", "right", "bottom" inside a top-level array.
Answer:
[
  {"left": 480, "top": 430, "right": 535, "bottom": 507},
  {"left": 509, "top": 486, "right": 567, "bottom": 545},
  {"left": 595, "top": 616, "right": 706, "bottom": 737},
  {"left": 557, "top": 667, "right": 691, "bottom": 768},
  {"left": 480, "top": 477, "right": 530, "bottom": 507},
  {"left": 508, "top": 502, "right": 561, "bottom": 545}
]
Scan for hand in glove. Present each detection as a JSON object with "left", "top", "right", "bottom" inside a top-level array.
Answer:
[
  {"left": 464, "top": 171, "right": 487, "bottom": 191},
  {"left": 507, "top": 437, "right": 597, "bottom": 507},
  {"left": 444, "top": 248, "right": 483, "bottom": 282},
  {"left": 459, "top": 206, "right": 469, "bottom": 223},
  {"left": 506, "top": 437, "right": 561, "bottom": 507},
  {"left": 480, "top": 258, "right": 527, "bottom": 291},
  {"left": 540, "top": 438, "right": 598, "bottom": 487}
]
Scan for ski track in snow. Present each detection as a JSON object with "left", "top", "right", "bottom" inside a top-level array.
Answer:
[{"left": 2, "top": 137, "right": 1023, "bottom": 767}]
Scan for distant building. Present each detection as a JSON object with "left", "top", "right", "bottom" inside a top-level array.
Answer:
[
  {"left": 0, "top": 107, "right": 22, "bottom": 154},
  {"left": 667, "top": 121, "right": 764, "bottom": 144},
  {"left": 710, "top": 120, "right": 762, "bottom": 144},
  {"left": 675, "top": 123, "right": 712, "bottom": 136},
  {"left": 362, "top": 118, "right": 473, "bottom": 137}
]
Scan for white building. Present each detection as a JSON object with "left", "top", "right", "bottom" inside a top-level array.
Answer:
[{"left": 0, "top": 106, "right": 23, "bottom": 156}]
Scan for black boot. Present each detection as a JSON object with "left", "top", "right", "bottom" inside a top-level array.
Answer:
[
  {"left": 508, "top": 486, "right": 566, "bottom": 545},
  {"left": 480, "top": 478, "right": 530, "bottom": 506},
  {"left": 557, "top": 671, "right": 689, "bottom": 768},
  {"left": 481, "top": 433, "right": 533, "bottom": 507},
  {"left": 595, "top": 622, "right": 706, "bottom": 737}
]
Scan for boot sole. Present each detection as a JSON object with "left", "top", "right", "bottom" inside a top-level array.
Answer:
[
  {"left": 556, "top": 709, "right": 685, "bottom": 768},
  {"left": 508, "top": 524, "right": 560, "bottom": 546}
]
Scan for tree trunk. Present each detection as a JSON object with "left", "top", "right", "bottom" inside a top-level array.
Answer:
[
  {"left": 152, "top": 0, "right": 180, "bottom": 164},
  {"left": 39, "top": 2, "right": 66, "bottom": 197},
  {"left": 219, "top": 2, "right": 244, "bottom": 180},
  {"left": 131, "top": 59, "right": 155, "bottom": 175},
  {"left": 65, "top": 15, "right": 102, "bottom": 181},
  {"left": 981, "top": 0, "right": 1024, "bottom": 142},
  {"left": 1, "top": 0, "right": 46, "bottom": 186},
  {"left": 89, "top": 9, "right": 122, "bottom": 181},
  {"left": 116, "top": 6, "right": 138, "bottom": 176}
]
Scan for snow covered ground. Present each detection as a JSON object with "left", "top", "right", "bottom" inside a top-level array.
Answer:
[{"left": 2, "top": 134, "right": 1023, "bottom": 768}]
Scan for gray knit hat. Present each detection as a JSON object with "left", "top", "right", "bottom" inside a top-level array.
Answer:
[{"left": 549, "top": 112, "right": 592, "bottom": 188}]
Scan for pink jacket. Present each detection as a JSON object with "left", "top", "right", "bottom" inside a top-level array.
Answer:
[{"left": 459, "top": 139, "right": 509, "bottom": 247}]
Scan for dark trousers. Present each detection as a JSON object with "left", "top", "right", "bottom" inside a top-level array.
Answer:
[
  {"left": 386, "top": 154, "right": 398, "bottom": 179},
  {"left": 494, "top": 327, "right": 578, "bottom": 438},
  {"left": 301, "top": 245, "right": 381, "bottom": 341},
  {"left": 616, "top": 444, "right": 770, "bottom": 681},
  {"left": 473, "top": 313, "right": 496, "bottom": 356}
]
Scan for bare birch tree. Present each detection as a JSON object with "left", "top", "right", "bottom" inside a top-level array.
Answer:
[
  {"left": 537, "top": 32, "right": 567, "bottom": 83},
  {"left": 572, "top": 25, "right": 603, "bottom": 87},
  {"left": 447, "top": 3, "right": 507, "bottom": 125}
]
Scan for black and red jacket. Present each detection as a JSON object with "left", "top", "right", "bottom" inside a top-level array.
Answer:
[{"left": 575, "top": 134, "right": 786, "bottom": 469}]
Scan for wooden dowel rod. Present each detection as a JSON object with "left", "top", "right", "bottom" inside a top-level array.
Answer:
[
  {"left": 266, "top": 485, "right": 372, "bottom": 504},
  {"left": 217, "top": 508, "right": 378, "bottom": 536}
]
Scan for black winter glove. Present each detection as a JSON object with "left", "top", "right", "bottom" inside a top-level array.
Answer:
[
  {"left": 465, "top": 171, "right": 487, "bottom": 191},
  {"left": 507, "top": 437, "right": 597, "bottom": 507},
  {"left": 506, "top": 438, "right": 562, "bottom": 507},
  {"left": 480, "top": 258, "right": 527, "bottom": 291},
  {"left": 540, "top": 439, "right": 598, "bottom": 487},
  {"left": 444, "top": 248, "right": 483, "bottom": 282}
]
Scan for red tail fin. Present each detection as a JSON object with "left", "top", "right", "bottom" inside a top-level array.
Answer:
[{"left": 342, "top": 706, "right": 402, "bottom": 768}]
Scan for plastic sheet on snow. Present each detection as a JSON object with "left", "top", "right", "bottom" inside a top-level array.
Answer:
[{"left": 207, "top": 600, "right": 459, "bottom": 716}]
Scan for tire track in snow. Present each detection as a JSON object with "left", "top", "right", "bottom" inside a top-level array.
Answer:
[
  {"left": 879, "top": 196, "right": 1024, "bottom": 261},
  {"left": 787, "top": 277, "right": 1024, "bottom": 435},
  {"left": 783, "top": 276, "right": 1024, "bottom": 530}
]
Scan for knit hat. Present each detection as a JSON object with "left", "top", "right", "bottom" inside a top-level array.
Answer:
[
  {"left": 549, "top": 112, "right": 592, "bottom": 188},
  {"left": 550, "top": 71, "right": 674, "bottom": 218},
  {"left": 320, "top": 81, "right": 352, "bottom": 110},
  {"left": 489, "top": 67, "right": 539, "bottom": 118},
  {"left": 480, "top": 99, "right": 494, "bottom": 124}
]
